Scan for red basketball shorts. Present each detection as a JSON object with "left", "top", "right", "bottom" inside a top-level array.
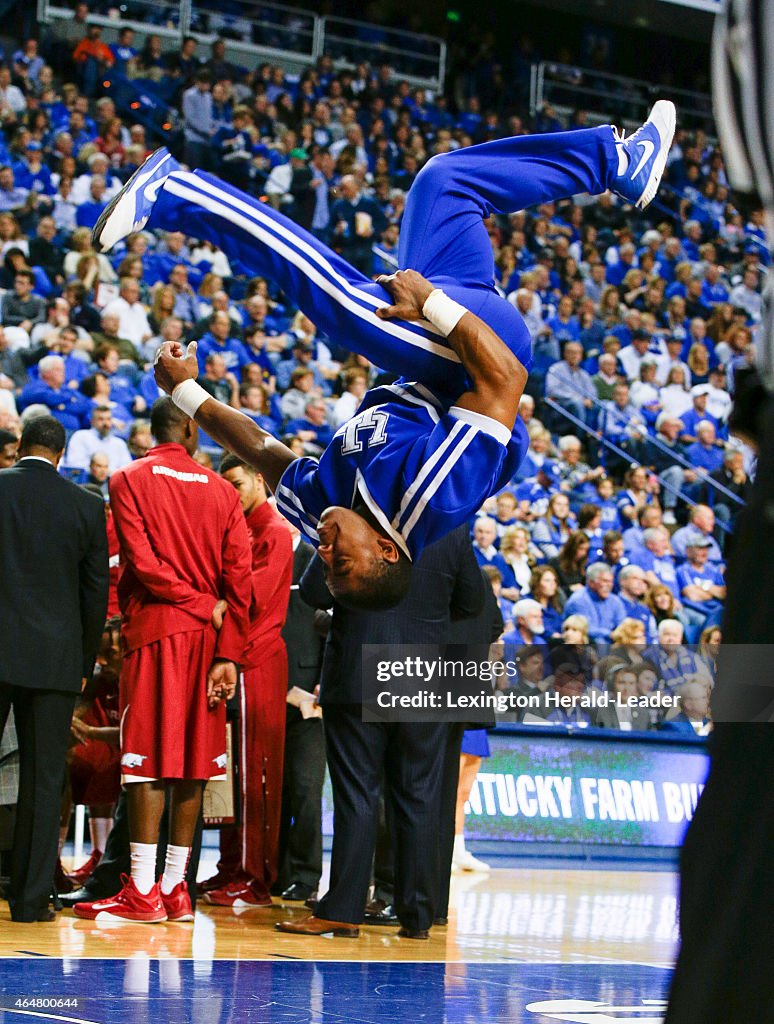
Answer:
[{"left": 119, "top": 629, "right": 226, "bottom": 782}]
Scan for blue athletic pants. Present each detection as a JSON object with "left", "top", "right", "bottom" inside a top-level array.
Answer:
[{"left": 148, "top": 125, "right": 618, "bottom": 398}]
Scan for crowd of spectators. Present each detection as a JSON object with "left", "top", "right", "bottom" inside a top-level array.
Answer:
[{"left": 0, "top": 6, "right": 760, "bottom": 738}]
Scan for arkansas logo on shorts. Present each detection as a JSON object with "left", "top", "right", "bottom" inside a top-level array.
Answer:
[{"left": 121, "top": 753, "right": 148, "bottom": 769}]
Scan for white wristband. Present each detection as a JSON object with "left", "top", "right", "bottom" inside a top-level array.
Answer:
[
  {"left": 172, "top": 379, "right": 210, "bottom": 419},
  {"left": 422, "top": 288, "right": 468, "bottom": 336}
]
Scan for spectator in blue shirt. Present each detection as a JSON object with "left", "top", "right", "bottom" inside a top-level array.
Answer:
[
  {"left": 685, "top": 421, "right": 725, "bottom": 475},
  {"left": 18, "top": 355, "right": 92, "bottom": 431},
  {"left": 546, "top": 295, "right": 581, "bottom": 345},
  {"left": 645, "top": 620, "right": 713, "bottom": 693},
  {"left": 594, "top": 476, "right": 623, "bottom": 531},
  {"left": 502, "top": 600, "right": 548, "bottom": 656},
  {"left": 701, "top": 264, "right": 729, "bottom": 306},
  {"left": 276, "top": 339, "right": 325, "bottom": 393},
  {"left": 13, "top": 141, "right": 54, "bottom": 198},
  {"left": 27, "top": 325, "right": 89, "bottom": 386},
  {"left": 617, "top": 564, "right": 658, "bottom": 642},
  {"left": 563, "top": 562, "right": 627, "bottom": 643},
  {"left": 74, "top": 176, "right": 108, "bottom": 229},
  {"left": 91, "top": 344, "right": 140, "bottom": 413},
  {"left": 676, "top": 534, "right": 726, "bottom": 633},
  {"left": 545, "top": 341, "right": 596, "bottom": 426},
  {"left": 600, "top": 382, "right": 648, "bottom": 470},
  {"left": 330, "top": 174, "right": 387, "bottom": 276},
  {"left": 658, "top": 681, "right": 712, "bottom": 736},
  {"left": 630, "top": 526, "right": 681, "bottom": 601},
  {"left": 679, "top": 385, "right": 727, "bottom": 443},
  {"left": 605, "top": 242, "right": 638, "bottom": 287},
  {"left": 284, "top": 396, "right": 335, "bottom": 454},
  {"left": 197, "top": 311, "right": 251, "bottom": 376},
  {"left": 516, "top": 461, "right": 562, "bottom": 521},
  {"left": 672, "top": 505, "right": 724, "bottom": 565},
  {"left": 109, "top": 27, "right": 138, "bottom": 74},
  {"left": 472, "top": 516, "right": 517, "bottom": 589}
]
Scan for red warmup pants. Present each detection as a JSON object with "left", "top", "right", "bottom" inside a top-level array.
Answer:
[{"left": 217, "top": 642, "right": 288, "bottom": 899}]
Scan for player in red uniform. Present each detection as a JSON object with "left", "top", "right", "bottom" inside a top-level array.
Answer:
[
  {"left": 201, "top": 454, "right": 293, "bottom": 908},
  {"left": 74, "top": 398, "right": 252, "bottom": 923}
]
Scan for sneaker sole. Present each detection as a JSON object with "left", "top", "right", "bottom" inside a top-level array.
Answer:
[
  {"left": 636, "top": 100, "right": 677, "bottom": 210},
  {"left": 166, "top": 913, "right": 195, "bottom": 922},
  {"left": 91, "top": 910, "right": 168, "bottom": 923},
  {"left": 202, "top": 894, "right": 271, "bottom": 907},
  {"left": 92, "top": 148, "right": 170, "bottom": 254}
]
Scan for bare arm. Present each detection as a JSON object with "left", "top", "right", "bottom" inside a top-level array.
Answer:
[
  {"left": 376, "top": 271, "right": 527, "bottom": 432},
  {"left": 154, "top": 341, "right": 298, "bottom": 493}
]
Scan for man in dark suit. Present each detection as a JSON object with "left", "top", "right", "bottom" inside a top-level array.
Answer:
[
  {"left": 435, "top": 570, "right": 503, "bottom": 924},
  {"left": 277, "top": 524, "right": 484, "bottom": 939},
  {"left": 0, "top": 416, "right": 108, "bottom": 922},
  {"left": 276, "top": 530, "right": 326, "bottom": 903}
]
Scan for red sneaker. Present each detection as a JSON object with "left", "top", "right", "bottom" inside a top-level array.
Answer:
[
  {"left": 73, "top": 874, "right": 167, "bottom": 922},
  {"left": 67, "top": 849, "right": 103, "bottom": 888},
  {"left": 203, "top": 879, "right": 273, "bottom": 908},
  {"left": 161, "top": 882, "right": 194, "bottom": 922},
  {"left": 195, "top": 869, "right": 240, "bottom": 896}
]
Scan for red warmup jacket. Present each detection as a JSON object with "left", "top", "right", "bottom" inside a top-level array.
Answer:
[
  {"left": 242, "top": 500, "right": 293, "bottom": 668},
  {"left": 106, "top": 510, "right": 120, "bottom": 620},
  {"left": 109, "top": 443, "right": 252, "bottom": 659}
]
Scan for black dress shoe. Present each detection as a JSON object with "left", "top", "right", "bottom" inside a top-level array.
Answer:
[
  {"left": 281, "top": 882, "right": 317, "bottom": 902},
  {"left": 58, "top": 887, "right": 105, "bottom": 908},
  {"left": 433, "top": 916, "right": 448, "bottom": 926},
  {"left": 364, "top": 900, "right": 399, "bottom": 925},
  {"left": 398, "top": 926, "right": 429, "bottom": 939}
]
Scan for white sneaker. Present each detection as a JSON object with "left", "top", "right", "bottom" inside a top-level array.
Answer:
[
  {"left": 92, "top": 147, "right": 180, "bottom": 253},
  {"left": 662, "top": 510, "right": 677, "bottom": 526},
  {"left": 455, "top": 850, "right": 490, "bottom": 873}
]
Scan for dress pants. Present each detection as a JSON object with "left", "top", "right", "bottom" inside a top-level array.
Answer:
[
  {"left": 148, "top": 125, "right": 621, "bottom": 398},
  {"left": 0, "top": 684, "right": 75, "bottom": 921},
  {"left": 277, "top": 706, "right": 325, "bottom": 891},
  {"left": 369, "top": 724, "right": 466, "bottom": 916},
  {"left": 315, "top": 706, "right": 447, "bottom": 930},
  {"left": 436, "top": 724, "right": 466, "bottom": 920}
]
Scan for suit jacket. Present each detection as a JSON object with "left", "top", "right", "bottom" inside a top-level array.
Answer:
[
  {"left": 281, "top": 540, "right": 324, "bottom": 690},
  {"left": 299, "top": 524, "right": 485, "bottom": 706},
  {"left": 443, "top": 569, "right": 504, "bottom": 729},
  {"left": 592, "top": 700, "right": 652, "bottom": 732},
  {"left": 0, "top": 459, "right": 109, "bottom": 692}
]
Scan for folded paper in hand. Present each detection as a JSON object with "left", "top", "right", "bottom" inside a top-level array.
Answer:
[{"left": 287, "top": 686, "right": 323, "bottom": 719}]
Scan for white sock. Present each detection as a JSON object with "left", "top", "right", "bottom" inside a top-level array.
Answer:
[
  {"left": 89, "top": 817, "right": 112, "bottom": 854},
  {"left": 130, "top": 842, "right": 157, "bottom": 894},
  {"left": 453, "top": 834, "right": 466, "bottom": 859},
  {"left": 160, "top": 845, "right": 190, "bottom": 895}
]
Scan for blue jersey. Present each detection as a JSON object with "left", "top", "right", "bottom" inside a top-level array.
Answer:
[{"left": 275, "top": 382, "right": 528, "bottom": 560}]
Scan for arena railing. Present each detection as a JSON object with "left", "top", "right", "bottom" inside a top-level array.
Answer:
[
  {"left": 542, "top": 395, "right": 739, "bottom": 533},
  {"left": 319, "top": 15, "right": 446, "bottom": 91},
  {"left": 39, "top": 0, "right": 446, "bottom": 89},
  {"left": 546, "top": 369, "right": 746, "bottom": 512},
  {"left": 529, "top": 61, "right": 715, "bottom": 135}
]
